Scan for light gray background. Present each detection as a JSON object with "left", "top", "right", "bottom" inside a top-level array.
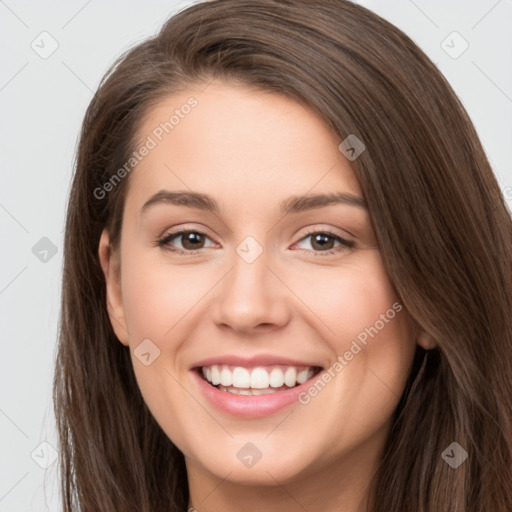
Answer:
[{"left": 1, "top": 1, "right": 511, "bottom": 510}]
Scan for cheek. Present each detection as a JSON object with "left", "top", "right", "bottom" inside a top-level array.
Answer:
[
  {"left": 120, "top": 252, "right": 216, "bottom": 341},
  {"left": 278, "top": 259, "right": 415, "bottom": 466},
  {"left": 289, "top": 252, "right": 415, "bottom": 416},
  {"left": 118, "top": 250, "right": 203, "bottom": 448},
  {"left": 289, "top": 251, "right": 404, "bottom": 346}
]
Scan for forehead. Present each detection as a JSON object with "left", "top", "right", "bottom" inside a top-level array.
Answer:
[{"left": 126, "top": 80, "right": 363, "bottom": 212}]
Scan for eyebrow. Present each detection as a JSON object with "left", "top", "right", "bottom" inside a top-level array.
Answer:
[{"left": 140, "top": 190, "right": 367, "bottom": 216}]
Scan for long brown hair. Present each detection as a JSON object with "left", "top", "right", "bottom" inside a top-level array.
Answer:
[{"left": 53, "top": 1, "right": 512, "bottom": 510}]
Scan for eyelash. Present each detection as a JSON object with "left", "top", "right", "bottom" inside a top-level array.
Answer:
[{"left": 156, "top": 228, "right": 355, "bottom": 257}]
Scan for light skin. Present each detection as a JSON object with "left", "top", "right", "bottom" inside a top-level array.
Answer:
[{"left": 99, "top": 80, "right": 435, "bottom": 512}]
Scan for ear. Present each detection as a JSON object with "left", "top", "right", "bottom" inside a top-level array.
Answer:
[
  {"left": 416, "top": 327, "right": 437, "bottom": 350},
  {"left": 98, "top": 229, "right": 130, "bottom": 346}
]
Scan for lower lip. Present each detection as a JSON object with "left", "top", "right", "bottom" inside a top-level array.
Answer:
[{"left": 191, "top": 369, "right": 320, "bottom": 418}]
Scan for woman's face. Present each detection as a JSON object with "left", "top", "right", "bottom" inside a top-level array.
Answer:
[{"left": 100, "top": 80, "right": 423, "bottom": 495}]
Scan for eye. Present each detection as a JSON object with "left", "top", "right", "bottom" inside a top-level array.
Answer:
[
  {"left": 155, "top": 227, "right": 355, "bottom": 257},
  {"left": 156, "top": 229, "right": 216, "bottom": 255},
  {"left": 292, "top": 229, "right": 355, "bottom": 256}
]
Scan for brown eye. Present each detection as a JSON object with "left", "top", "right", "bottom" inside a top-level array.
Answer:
[
  {"left": 179, "top": 231, "right": 206, "bottom": 250},
  {"left": 293, "top": 230, "right": 355, "bottom": 256},
  {"left": 309, "top": 233, "right": 336, "bottom": 251},
  {"left": 157, "top": 229, "right": 216, "bottom": 254}
]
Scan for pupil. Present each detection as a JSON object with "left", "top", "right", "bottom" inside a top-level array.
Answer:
[
  {"left": 183, "top": 232, "right": 203, "bottom": 249},
  {"left": 313, "top": 233, "right": 333, "bottom": 250}
]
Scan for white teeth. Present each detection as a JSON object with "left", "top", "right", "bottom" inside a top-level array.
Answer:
[
  {"left": 218, "top": 385, "right": 288, "bottom": 395},
  {"left": 211, "top": 365, "right": 221, "bottom": 385},
  {"left": 220, "top": 367, "right": 232, "bottom": 386},
  {"left": 284, "top": 367, "right": 297, "bottom": 387},
  {"left": 297, "top": 368, "right": 311, "bottom": 384},
  {"left": 251, "top": 367, "right": 269, "bottom": 389},
  {"left": 269, "top": 368, "right": 285, "bottom": 387},
  {"left": 250, "top": 388, "right": 271, "bottom": 395},
  {"left": 201, "top": 364, "right": 318, "bottom": 390},
  {"left": 232, "top": 367, "right": 251, "bottom": 388}
]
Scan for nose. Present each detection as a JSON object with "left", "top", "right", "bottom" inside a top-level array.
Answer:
[{"left": 211, "top": 246, "right": 292, "bottom": 334}]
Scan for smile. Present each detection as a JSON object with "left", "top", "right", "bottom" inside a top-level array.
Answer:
[
  {"left": 192, "top": 361, "right": 326, "bottom": 417},
  {"left": 199, "top": 364, "right": 322, "bottom": 395}
]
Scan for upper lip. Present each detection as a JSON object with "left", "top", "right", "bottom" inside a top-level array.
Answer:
[{"left": 191, "top": 354, "right": 324, "bottom": 370}]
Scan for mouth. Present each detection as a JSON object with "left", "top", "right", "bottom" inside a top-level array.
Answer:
[{"left": 195, "top": 364, "right": 324, "bottom": 396}]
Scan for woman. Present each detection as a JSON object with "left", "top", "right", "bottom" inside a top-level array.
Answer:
[{"left": 53, "top": 1, "right": 512, "bottom": 511}]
